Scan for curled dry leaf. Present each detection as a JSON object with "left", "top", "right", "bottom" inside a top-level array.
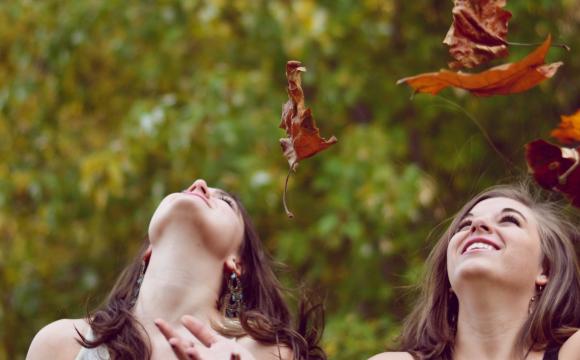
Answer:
[
  {"left": 551, "top": 109, "right": 580, "bottom": 145},
  {"left": 397, "top": 35, "right": 562, "bottom": 97},
  {"left": 279, "top": 61, "right": 338, "bottom": 169},
  {"left": 444, "top": 0, "right": 512, "bottom": 69},
  {"left": 525, "top": 139, "right": 580, "bottom": 207},
  {"left": 279, "top": 60, "right": 337, "bottom": 218}
]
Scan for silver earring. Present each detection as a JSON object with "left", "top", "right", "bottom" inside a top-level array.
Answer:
[
  {"left": 129, "top": 258, "right": 147, "bottom": 308},
  {"left": 223, "top": 272, "right": 243, "bottom": 318}
]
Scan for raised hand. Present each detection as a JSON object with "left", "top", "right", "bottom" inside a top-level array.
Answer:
[{"left": 155, "top": 315, "right": 256, "bottom": 360}]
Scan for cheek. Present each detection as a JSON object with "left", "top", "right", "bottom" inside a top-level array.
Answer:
[
  {"left": 506, "top": 232, "right": 543, "bottom": 271},
  {"left": 446, "top": 235, "right": 460, "bottom": 271},
  {"left": 205, "top": 212, "right": 244, "bottom": 254},
  {"left": 446, "top": 248, "right": 457, "bottom": 285}
]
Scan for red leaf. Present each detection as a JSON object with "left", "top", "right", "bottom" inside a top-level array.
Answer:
[
  {"left": 525, "top": 139, "right": 580, "bottom": 207},
  {"left": 551, "top": 109, "right": 580, "bottom": 145},
  {"left": 397, "top": 35, "right": 562, "bottom": 97},
  {"left": 443, "top": 0, "right": 512, "bottom": 69}
]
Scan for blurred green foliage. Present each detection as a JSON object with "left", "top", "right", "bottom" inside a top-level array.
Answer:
[{"left": 1, "top": 1, "right": 579, "bottom": 359}]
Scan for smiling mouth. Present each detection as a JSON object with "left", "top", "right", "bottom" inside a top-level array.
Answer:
[{"left": 461, "top": 239, "right": 500, "bottom": 254}]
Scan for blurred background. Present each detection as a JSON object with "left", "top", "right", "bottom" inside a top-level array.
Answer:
[{"left": 1, "top": 1, "right": 579, "bottom": 359}]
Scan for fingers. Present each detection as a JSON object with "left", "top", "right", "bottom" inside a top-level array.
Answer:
[
  {"left": 154, "top": 318, "right": 179, "bottom": 341},
  {"left": 168, "top": 337, "right": 191, "bottom": 360},
  {"left": 155, "top": 319, "right": 197, "bottom": 360},
  {"left": 181, "top": 315, "right": 219, "bottom": 348},
  {"left": 185, "top": 346, "right": 203, "bottom": 360}
]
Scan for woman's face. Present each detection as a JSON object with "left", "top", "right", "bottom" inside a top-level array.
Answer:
[
  {"left": 447, "top": 197, "right": 544, "bottom": 293},
  {"left": 148, "top": 179, "right": 244, "bottom": 261}
]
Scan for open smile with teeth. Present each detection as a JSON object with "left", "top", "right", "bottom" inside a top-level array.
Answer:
[{"left": 462, "top": 241, "right": 499, "bottom": 254}]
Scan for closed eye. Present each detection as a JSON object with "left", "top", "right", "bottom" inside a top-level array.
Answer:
[
  {"left": 218, "top": 195, "right": 235, "bottom": 208},
  {"left": 456, "top": 219, "right": 472, "bottom": 233},
  {"left": 500, "top": 214, "right": 520, "bottom": 226}
]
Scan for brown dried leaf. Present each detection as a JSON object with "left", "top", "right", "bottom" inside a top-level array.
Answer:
[
  {"left": 278, "top": 61, "right": 337, "bottom": 217},
  {"left": 279, "top": 61, "right": 337, "bottom": 169},
  {"left": 444, "top": 0, "right": 512, "bottom": 69}
]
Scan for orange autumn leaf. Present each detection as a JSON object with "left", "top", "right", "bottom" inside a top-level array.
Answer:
[
  {"left": 444, "top": 0, "right": 512, "bottom": 69},
  {"left": 279, "top": 60, "right": 337, "bottom": 217},
  {"left": 551, "top": 109, "right": 580, "bottom": 145},
  {"left": 397, "top": 35, "right": 562, "bottom": 97},
  {"left": 525, "top": 139, "right": 580, "bottom": 207}
]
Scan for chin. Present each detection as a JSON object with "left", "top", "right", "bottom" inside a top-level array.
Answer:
[
  {"left": 148, "top": 193, "right": 207, "bottom": 240},
  {"left": 452, "top": 258, "right": 500, "bottom": 282}
]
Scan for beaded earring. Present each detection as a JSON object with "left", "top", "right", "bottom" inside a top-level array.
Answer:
[{"left": 223, "top": 272, "right": 244, "bottom": 318}]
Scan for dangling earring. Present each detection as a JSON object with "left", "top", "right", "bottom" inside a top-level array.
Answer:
[
  {"left": 223, "top": 272, "right": 244, "bottom": 318},
  {"left": 528, "top": 284, "right": 544, "bottom": 314},
  {"left": 528, "top": 295, "right": 536, "bottom": 315},
  {"left": 129, "top": 257, "right": 148, "bottom": 308}
]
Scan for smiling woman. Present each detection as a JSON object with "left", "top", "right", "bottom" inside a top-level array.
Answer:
[
  {"left": 26, "top": 179, "right": 325, "bottom": 360},
  {"left": 370, "top": 183, "right": 580, "bottom": 360}
]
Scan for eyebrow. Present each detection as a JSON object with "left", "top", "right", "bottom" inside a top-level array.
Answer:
[{"left": 464, "top": 207, "right": 527, "bottom": 223}]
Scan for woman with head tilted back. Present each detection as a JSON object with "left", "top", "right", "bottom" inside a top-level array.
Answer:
[
  {"left": 27, "top": 179, "right": 325, "bottom": 360},
  {"left": 371, "top": 184, "right": 580, "bottom": 360}
]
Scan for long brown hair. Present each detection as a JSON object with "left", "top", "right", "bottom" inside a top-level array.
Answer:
[
  {"left": 77, "top": 194, "right": 325, "bottom": 360},
  {"left": 399, "top": 183, "right": 580, "bottom": 359}
]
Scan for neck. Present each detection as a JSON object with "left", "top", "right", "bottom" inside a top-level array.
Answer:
[
  {"left": 453, "top": 282, "right": 532, "bottom": 360},
  {"left": 133, "top": 227, "right": 224, "bottom": 332}
]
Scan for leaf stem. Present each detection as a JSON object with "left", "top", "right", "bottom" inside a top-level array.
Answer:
[
  {"left": 283, "top": 167, "right": 294, "bottom": 219},
  {"left": 433, "top": 95, "right": 515, "bottom": 169},
  {"left": 507, "top": 41, "right": 570, "bottom": 51}
]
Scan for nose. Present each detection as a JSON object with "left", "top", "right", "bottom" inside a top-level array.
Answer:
[
  {"left": 470, "top": 217, "right": 491, "bottom": 234},
  {"left": 188, "top": 179, "right": 209, "bottom": 197}
]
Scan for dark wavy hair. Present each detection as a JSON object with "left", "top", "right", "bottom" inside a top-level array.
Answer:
[
  {"left": 399, "top": 183, "right": 580, "bottom": 359},
  {"left": 76, "top": 194, "right": 325, "bottom": 360}
]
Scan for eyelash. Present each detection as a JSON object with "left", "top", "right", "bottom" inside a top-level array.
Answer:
[
  {"left": 455, "top": 214, "right": 521, "bottom": 233},
  {"left": 456, "top": 220, "right": 472, "bottom": 232},
  {"left": 500, "top": 214, "right": 520, "bottom": 226},
  {"left": 218, "top": 195, "right": 235, "bottom": 208}
]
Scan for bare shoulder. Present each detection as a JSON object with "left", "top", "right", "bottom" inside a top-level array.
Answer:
[
  {"left": 560, "top": 329, "right": 580, "bottom": 359},
  {"left": 368, "top": 352, "right": 414, "bottom": 360},
  {"left": 26, "top": 318, "right": 88, "bottom": 360},
  {"left": 237, "top": 336, "right": 294, "bottom": 360}
]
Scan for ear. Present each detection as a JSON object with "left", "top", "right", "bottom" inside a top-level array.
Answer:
[
  {"left": 143, "top": 245, "right": 153, "bottom": 262},
  {"left": 535, "top": 273, "right": 548, "bottom": 287},
  {"left": 224, "top": 256, "right": 243, "bottom": 277}
]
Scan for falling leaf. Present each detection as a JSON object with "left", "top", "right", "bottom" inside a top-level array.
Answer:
[
  {"left": 279, "top": 60, "right": 337, "bottom": 217},
  {"left": 397, "top": 35, "right": 562, "bottom": 97},
  {"left": 443, "top": 0, "right": 512, "bottom": 69},
  {"left": 279, "top": 61, "right": 337, "bottom": 169},
  {"left": 525, "top": 139, "right": 580, "bottom": 207},
  {"left": 551, "top": 109, "right": 580, "bottom": 145}
]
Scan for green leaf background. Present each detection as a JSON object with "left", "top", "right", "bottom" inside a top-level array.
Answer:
[{"left": 1, "top": 1, "right": 579, "bottom": 359}]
